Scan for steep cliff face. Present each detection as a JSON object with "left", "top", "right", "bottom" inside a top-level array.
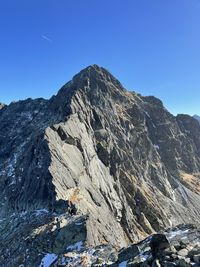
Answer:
[{"left": 0, "top": 65, "right": 200, "bottom": 253}]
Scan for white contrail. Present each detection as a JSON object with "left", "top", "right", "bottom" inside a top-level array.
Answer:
[{"left": 41, "top": 35, "right": 52, "bottom": 43}]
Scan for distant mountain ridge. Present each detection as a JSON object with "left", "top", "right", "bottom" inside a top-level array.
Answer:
[
  {"left": 0, "top": 65, "right": 200, "bottom": 266},
  {"left": 193, "top": 114, "right": 200, "bottom": 124},
  {"left": 0, "top": 102, "right": 5, "bottom": 109}
]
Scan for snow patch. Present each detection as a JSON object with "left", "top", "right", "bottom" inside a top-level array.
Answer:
[
  {"left": 7, "top": 154, "right": 17, "bottom": 177},
  {"left": 152, "top": 122, "right": 156, "bottom": 128},
  {"left": 66, "top": 241, "right": 84, "bottom": 252},
  {"left": 52, "top": 225, "right": 57, "bottom": 231},
  {"left": 20, "top": 211, "right": 28, "bottom": 217},
  {"left": 21, "top": 111, "right": 33, "bottom": 120},
  {"left": 144, "top": 111, "right": 150, "bottom": 118},
  {"left": 39, "top": 253, "right": 57, "bottom": 267},
  {"left": 9, "top": 180, "right": 16, "bottom": 186},
  {"left": 75, "top": 222, "right": 84, "bottom": 226},
  {"left": 119, "top": 261, "right": 128, "bottom": 267},
  {"left": 34, "top": 209, "right": 49, "bottom": 216},
  {"left": 167, "top": 229, "right": 190, "bottom": 239},
  {"left": 138, "top": 252, "right": 150, "bottom": 261}
]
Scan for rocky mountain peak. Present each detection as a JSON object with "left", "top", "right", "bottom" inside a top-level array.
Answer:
[
  {"left": 56, "top": 64, "right": 125, "bottom": 103},
  {"left": 51, "top": 64, "right": 127, "bottom": 119},
  {"left": 72, "top": 64, "right": 124, "bottom": 90},
  {"left": 0, "top": 66, "right": 200, "bottom": 266}
]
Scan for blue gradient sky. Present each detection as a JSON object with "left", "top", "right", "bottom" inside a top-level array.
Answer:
[{"left": 0, "top": 0, "right": 200, "bottom": 115}]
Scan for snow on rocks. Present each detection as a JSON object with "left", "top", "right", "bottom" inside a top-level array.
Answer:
[
  {"left": 56, "top": 244, "right": 112, "bottom": 267},
  {"left": 111, "top": 224, "right": 200, "bottom": 267},
  {"left": 34, "top": 209, "right": 49, "bottom": 216},
  {"left": 167, "top": 228, "right": 190, "bottom": 240},
  {"left": 39, "top": 253, "right": 57, "bottom": 267},
  {"left": 118, "top": 260, "right": 128, "bottom": 267},
  {"left": 153, "top": 144, "right": 160, "bottom": 150},
  {"left": 66, "top": 241, "right": 84, "bottom": 252}
]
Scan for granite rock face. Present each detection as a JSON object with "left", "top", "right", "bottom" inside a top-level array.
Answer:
[{"left": 0, "top": 65, "right": 200, "bottom": 264}]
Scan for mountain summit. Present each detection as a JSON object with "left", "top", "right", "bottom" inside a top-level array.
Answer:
[{"left": 0, "top": 65, "right": 200, "bottom": 266}]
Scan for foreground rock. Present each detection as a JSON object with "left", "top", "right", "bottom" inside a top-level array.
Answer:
[
  {"left": 0, "top": 209, "right": 87, "bottom": 266},
  {"left": 1, "top": 218, "right": 199, "bottom": 267},
  {"left": 112, "top": 224, "right": 200, "bottom": 267}
]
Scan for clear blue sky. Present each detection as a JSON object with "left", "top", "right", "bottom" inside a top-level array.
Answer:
[{"left": 0, "top": 0, "right": 200, "bottom": 115}]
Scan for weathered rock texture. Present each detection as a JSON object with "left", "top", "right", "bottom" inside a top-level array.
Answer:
[{"left": 0, "top": 65, "right": 200, "bottom": 253}]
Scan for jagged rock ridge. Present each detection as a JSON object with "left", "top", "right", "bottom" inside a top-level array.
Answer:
[
  {"left": 0, "top": 102, "right": 6, "bottom": 109},
  {"left": 0, "top": 65, "right": 200, "bottom": 265},
  {"left": 194, "top": 114, "right": 200, "bottom": 124}
]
